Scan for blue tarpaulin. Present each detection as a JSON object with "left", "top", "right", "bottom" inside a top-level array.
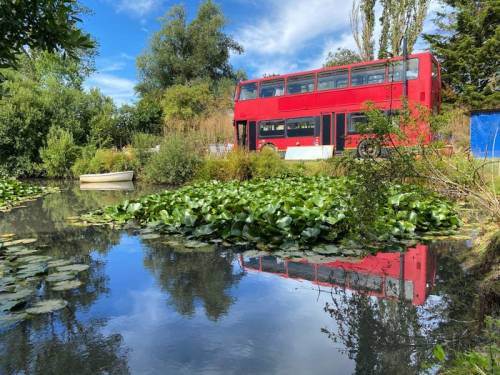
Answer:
[{"left": 470, "top": 110, "right": 500, "bottom": 158}]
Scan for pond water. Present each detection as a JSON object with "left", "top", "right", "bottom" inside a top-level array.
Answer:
[{"left": 0, "top": 182, "right": 478, "bottom": 375}]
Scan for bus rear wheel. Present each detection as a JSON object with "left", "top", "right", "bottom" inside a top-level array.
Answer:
[{"left": 357, "top": 139, "right": 381, "bottom": 159}]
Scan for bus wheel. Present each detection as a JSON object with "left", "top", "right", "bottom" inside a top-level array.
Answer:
[
  {"left": 357, "top": 139, "right": 381, "bottom": 159},
  {"left": 260, "top": 143, "right": 277, "bottom": 152}
]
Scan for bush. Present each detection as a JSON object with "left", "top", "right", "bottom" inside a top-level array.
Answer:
[
  {"left": 72, "top": 148, "right": 139, "bottom": 176},
  {"left": 131, "top": 132, "right": 162, "bottom": 166},
  {"left": 250, "top": 148, "right": 288, "bottom": 178},
  {"left": 143, "top": 134, "right": 201, "bottom": 185},
  {"left": 40, "top": 126, "right": 79, "bottom": 178}
]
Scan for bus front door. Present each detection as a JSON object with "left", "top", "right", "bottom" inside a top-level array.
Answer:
[
  {"left": 335, "top": 113, "right": 346, "bottom": 152},
  {"left": 236, "top": 121, "right": 247, "bottom": 149}
]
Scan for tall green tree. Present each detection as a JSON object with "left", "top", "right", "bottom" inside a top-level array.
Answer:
[
  {"left": 136, "top": 0, "right": 243, "bottom": 95},
  {"left": 351, "top": 0, "right": 376, "bottom": 61},
  {"left": 0, "top": 0, "right": 94, "bottom": 69},
  {"left": 378, "top": 0, "right": 429, "bottom": 58},
  {"left": 423, "top": 0, "right": 500, "bottom": 108}
]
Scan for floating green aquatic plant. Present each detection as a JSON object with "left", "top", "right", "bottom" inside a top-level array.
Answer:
[
  {"left": 0, "top": 234, "right": 90, "bottom": 326},
  {"left": 0, "top": 179, "right": 52, "bottom": 212},
  {"left": 83, "top": 177, "right": 460, "bottom": 249}
]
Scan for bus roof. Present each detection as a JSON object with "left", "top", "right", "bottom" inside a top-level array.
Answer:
[{"left": 238, "top": 51, "right": 435, "bottom": 85}]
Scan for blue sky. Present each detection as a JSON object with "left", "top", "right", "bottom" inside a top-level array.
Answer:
[{"left": 81, "top": 0, "right": 440, "bottom": 106}]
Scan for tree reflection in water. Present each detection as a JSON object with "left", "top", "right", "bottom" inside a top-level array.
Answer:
[{"left": 143, "top": 244, "right": 244, "bottom": 321}]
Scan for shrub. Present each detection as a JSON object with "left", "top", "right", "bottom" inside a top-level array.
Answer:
[
  {"left": 143, "top": 134, "right": 201, "bottom": 185},
  {"left": 250, "top": 148, "right": 288, "bottom": 178},
  {"left": 71, "top": 148, "right": 139, "bottom": 176},
  {"left": 40, "top": 126, "right": 80, "bottom": 178},
  {"left": 131, "top": 132, "right": 162, "bottom": 166}
]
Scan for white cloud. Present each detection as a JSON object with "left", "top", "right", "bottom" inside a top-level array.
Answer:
[
  {"left": 232, "top": 0, "right": 354, "bottom": 77},
  {"left": 114, "top": 0, "right": 164, "bottom": 17},
  {"left": 237, "top": 0, "right": 352, "bottom": 56},
  {"left": 85, "top": 73, "right": 137, "bottom": 106}
]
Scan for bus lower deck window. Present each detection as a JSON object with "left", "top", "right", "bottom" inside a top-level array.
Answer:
[
  {"left": 239, "top": 83, "right": 257, "bottom": 100},
  {"left": 286, "top": 117, "right": 315, "bottom": 137},
  {"left": 318, "top": 70, "right": 348, "bottom": 90},
  {"left": 348, "top": 113, "right": 368, "bottom": 133},
  {"left": 260, "top": 80, "right": 284, "bottom": 98},
  {"left": 259, "top": 120, "right": 285, "bottom": 137}
]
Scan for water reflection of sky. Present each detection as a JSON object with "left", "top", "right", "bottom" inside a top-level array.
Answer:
[
  {"left": 86, "top": 235, "right": 354, "bottom": 374},
  {"left": 0, "top": 183, "right": 475, "bottom": 375}
]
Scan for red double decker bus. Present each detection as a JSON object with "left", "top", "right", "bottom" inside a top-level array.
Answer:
[{"left": 233, "top": 52, "right": 441, "bottom": 156}]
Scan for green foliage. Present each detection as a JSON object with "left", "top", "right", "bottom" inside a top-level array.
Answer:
[
  {"left": 0, "top": 0, "right": 94, "bottom": 69},
  {"left": 86, "top": 176, "right": 459, "bottom": 249},
  {"left": 136, "top": 0, "right": 243, "bottom": 95},
  {"left": 0, "top": 53, "right": 119, "bottom": 176},
  {"left": 40, "top": 127, "right": 79, "bottom": 178},
  {"left": 0, "top": 179, "right": 44, "bottom": 211},
  {"left": 196, "top": 149, "right": 296, "bottom": 182},
  {"left": 324, "top": 48, "right": 362, "bottom": 67},
  {"left": 351, "top": 0, "right": 376, "bottom": 61},
  {"left": 71, "top": 148, "right": 139, "bottom": 176},
  {"left": 143, "top": 134, "right": 201, "bottom": 185},
  {"left": 423, "top": 0, "right": 500, "bottom": 108},
  {"left": 162, "top": 82, "right": 213, "bottom": 122},
  {"left": 131, "top": 133, "right": 162, "bottom": 166},
  {"left": 435, "top": 317, "right": 499, "bottom": 375},
  {"left": 378, "top": 0, "right": 429, "bottom": 58}
]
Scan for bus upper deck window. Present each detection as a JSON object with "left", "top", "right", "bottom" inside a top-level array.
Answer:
[
  {"left": 239, "top": 83, "right": 258, "bottom": 100},
  {"left": 389, "top": 58, "right": 419, "bottom": 81},
  {"left": 318, "top": 70, "right": 348, "bottom": 90},
  {"left": 260, "top": 80, "right": 284, "bottom": 98},
  {"left": 351, "top": 64, "right": 386, "bottom": 86},
  {"left": 287, "top": 75, "right": 314, "bottom": 94}
]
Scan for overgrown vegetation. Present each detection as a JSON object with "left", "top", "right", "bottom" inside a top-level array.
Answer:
[
  {"left": 83, "top": 176, "right": 459, "bottom": 249},
  {"left": 0, "top": 179, "right": 47, "bottom": 212}
]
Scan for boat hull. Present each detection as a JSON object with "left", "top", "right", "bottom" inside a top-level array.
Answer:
[{"left": 79, "top": 171, "right": 134, "bottom": 183}]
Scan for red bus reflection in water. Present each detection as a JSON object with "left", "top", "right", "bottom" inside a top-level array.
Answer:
[{"left": 239, "top": 244, "right": 436, "bottom": 306}]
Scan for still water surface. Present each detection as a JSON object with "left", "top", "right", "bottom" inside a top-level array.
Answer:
[{"left": 0, "top": 182, "right": 475, "bottom": 375}]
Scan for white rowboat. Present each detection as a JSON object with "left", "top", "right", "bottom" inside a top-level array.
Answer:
[{"left": 79, "top": 171, "right": 134, "bottom": 183}]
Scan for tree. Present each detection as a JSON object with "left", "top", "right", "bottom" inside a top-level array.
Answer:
[
  {"left": 0, "top": 0, "right": 94, "bottom": 69},
  {"left": 351, "top": 0, "right": 376, "bottom": 61},
  {"left": 423, "top": 0, "right": 500, "bottom": 108},
  {"left": 378, "top": 0, "right": 429, "bottom": 58},
  {"left": 324, "top": 48, "right": 362, "bottom": 67},
  {"left": 0, "top": 54, "right": 118, "bottom": 176},
  {"left": 136, "top": 0, "right": 243, "bottom": 95}
]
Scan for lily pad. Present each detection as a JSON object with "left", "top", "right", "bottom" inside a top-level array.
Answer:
[
  {"left": 0, "top": 289, "right": 34, "bottom": 311},
  {"left": 26, "top": 299, "right": 68, "bottom": 314},
  {"left": 56, "top": 264, "right": 89, "bottom": 273},
  {"left": 18, "top": 255, "right": 52, "bottom": 264},
  {"left": 17, "top": 263, "right": 48, "bottom": 278},
  {"left": 45, "top": 272, "right": 76, "bottom": 283},
  {"left": 47, "top": 259, "right": 73, "bottom": 268},
  {"left": 52, "top": 280, "right": 82, "bottom": 291},
  {"left": 140, "top": 233, "right": 161, "bottom": 240},
  {"left": 0, "top": 312, "right": 28, "bottom": 327},
  {"left": 5, "top": 248, "right": 39, "bottom": 257},
  {"left": 312, "top": 244, "right": 341, "bottom": 255},
  {"left": 184, "top": 240, "right": 209, "bottom": 248},
  {"left": 3, "top": 238, "right": 37, "bottom": 247}
]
